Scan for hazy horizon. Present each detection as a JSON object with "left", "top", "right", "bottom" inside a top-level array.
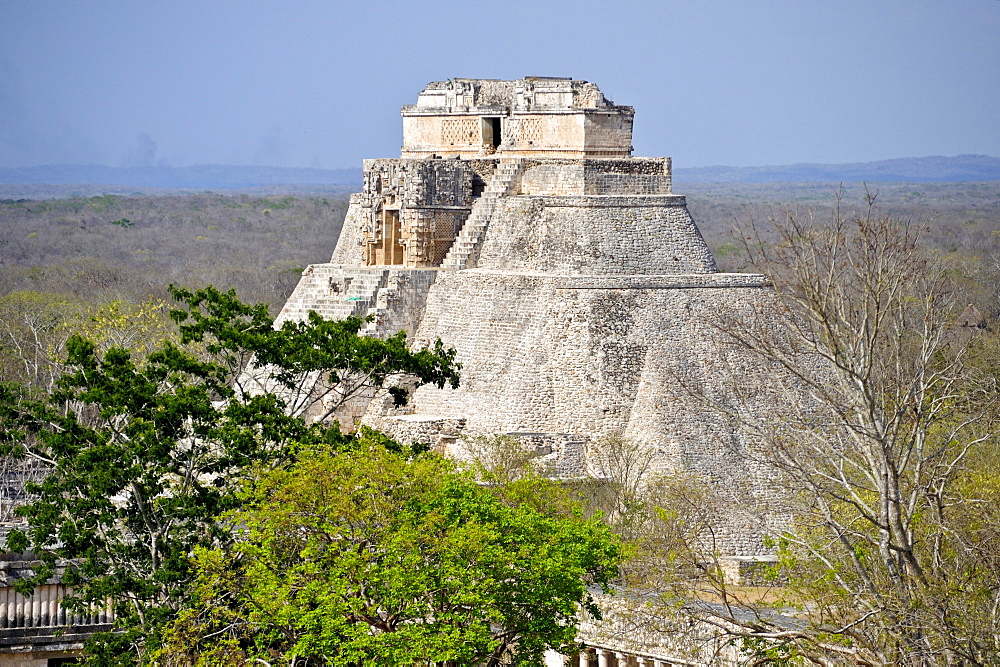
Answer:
[
  {"left": 2, "top": 154, "right": 999, "bottom": 172},
  {"left": 3, "top": 1, "right": 999, "bottom": 171}
]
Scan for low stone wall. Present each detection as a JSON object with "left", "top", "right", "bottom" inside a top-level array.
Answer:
[{"left": 0, "top": 557, "right": 113, "bottom": 664}]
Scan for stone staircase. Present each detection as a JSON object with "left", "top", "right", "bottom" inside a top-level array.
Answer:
[
  {"left": 276, "top": 266, "right": 390, "bottom": 326},
  {"left": 442, "top": 157, "right": 524, "bottom": 269},
  {"left": 341, "top": 269, "right": 390, "bottom": 320}
]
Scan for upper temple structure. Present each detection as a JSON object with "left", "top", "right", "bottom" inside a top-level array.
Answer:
[
  {"left": 347, "top": 78, "right": 697, "bottom": 271},
  {"left": 277, "top": 78, "right": 791, "bottom": 561},
  {"left": 400, "top": 77, "right": 634, "bottom": 159}
]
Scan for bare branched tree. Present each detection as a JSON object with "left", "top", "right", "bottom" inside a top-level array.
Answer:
[
  {"left": 645, "top": 195, "right": 1000, "bottom": 664},
  {"left": 457, "top": 433, "right": 551, "bottom": 485},
  {"left": 585, "top": 434, "right": 657, "bottom": 539}
]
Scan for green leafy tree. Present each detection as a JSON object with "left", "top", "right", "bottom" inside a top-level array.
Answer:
[
  {"left": 0, "top": 285, "right": 460, "bottom": 664},
  {"left": 155, "top": 442, "right": 622, "bottom": 666},
  {"left": 169, "top": 285, "right": 460, "bottom": 421}
]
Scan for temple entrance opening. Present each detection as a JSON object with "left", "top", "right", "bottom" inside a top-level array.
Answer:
[
  {"left": 365, "top": 207, "right": 404, "bottom": 266},
  {"left": 383, "top": 209, "right": 403, "bottom": 265},
  {"left": 482, "top": 117, "right": 502, "bottom": 152}
]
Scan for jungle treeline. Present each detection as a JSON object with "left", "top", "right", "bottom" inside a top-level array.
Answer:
[{"left": 0, "top": 192, "right": 348, "bottom": 311}]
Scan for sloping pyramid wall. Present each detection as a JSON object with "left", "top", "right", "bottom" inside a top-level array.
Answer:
[{"left": 279, "top": 161, "right": 796, "bottom": 554}]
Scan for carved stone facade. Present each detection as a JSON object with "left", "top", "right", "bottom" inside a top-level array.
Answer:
[
  {"left": 356, "top": 158, "right": 489, "bottom": 267},
  {"left": 401, "top": 77, "right": 634, "bottom": 159}
]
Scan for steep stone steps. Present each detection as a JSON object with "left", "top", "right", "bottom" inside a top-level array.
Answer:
[
  {"left": 340, "top": 270, "right": 390, "bottom": 322},
  {"left": 441, "top": 157, "right": 524, "bottom": 270},
  {"left": 276, "top": 266, "right": 390, "bottom": 325}
]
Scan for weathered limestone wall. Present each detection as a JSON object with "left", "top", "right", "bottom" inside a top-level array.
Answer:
[
  {"left": 582, "top": 111, "right": 634, "bottom": 156},
  {"left": 359, "top": 269, "right": 790, "bottom": 554},
  {"left": 276, "top": 265, "right": 437, "bottom": 338},
  {"left": 475, "top": 196, "right": 717, "bottom": 275},
  {"left": 401, "top": 115, "right": 488, "bottom": 158},
  {"left": 520, "top": 158, "right": 671, "bottom": 196},
  {"left": 339, "top": 158, "right": 504, "bottom": 268},
  {"left": 499, "top": 112, "right": 632, "bottom": 158},
  {"left": 329, "top": 197, "right": 367, "bottom": 265},
  {"left": 402, "top": 112, "right": 634, "bottom": 159},
  {"left": 400, "top": 78, "right": 634, "bottom": 159}
]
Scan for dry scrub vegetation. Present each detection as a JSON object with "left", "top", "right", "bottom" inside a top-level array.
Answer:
[
  {"left": 688, "top": 181, "right": 1000, "bottom": 299},
  {"left": 0, "top": 192, "right": 348, "bottom": 310}
]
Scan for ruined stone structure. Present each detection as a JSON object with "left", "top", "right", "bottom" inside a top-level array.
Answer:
[
  {"left": 271, "top": 78, "right": 804, "bottom": 664},
  {"left": 0, "top": 556, "right": 112, "bottom": 665},
  {"left": 278, "top": 78, "right": 790, "bottom": 561},
  {"left": 400, "top": 77, "right": 633, "bottom": 160},
  {"left": 2, "top": 78, "right": 785, "bottom": 665}
]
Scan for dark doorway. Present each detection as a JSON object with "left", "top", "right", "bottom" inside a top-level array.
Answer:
[
  {"left": 489, "top": 118, "right": 502, "bottom": 149},
  {"left": 472, "top": 174, "right": 486, "bottom": 199},
  {"left": 483, "top": 117, "right": 502, "bottom": 151}
]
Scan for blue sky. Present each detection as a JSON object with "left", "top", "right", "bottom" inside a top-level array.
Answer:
[{"left": 2, "top": 0, "right": 998, "bottom": 169}]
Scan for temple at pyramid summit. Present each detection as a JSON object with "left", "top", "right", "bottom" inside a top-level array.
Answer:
[{"left": 278, "top": 77, "right": 789, "bottom": 556}]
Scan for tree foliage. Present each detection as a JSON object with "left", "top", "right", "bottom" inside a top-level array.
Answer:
[
  {"left": 0, "top": 291, "right": 175, "bottom": 393},
  {"left": 154, "top": 443, "right": 622, "bottom": 666},
  {"left": 168, "top": 284, "right": 460, "bottom": 420},
  {"left": 0, "top": 285, "right": 460, "bottom": 663}
]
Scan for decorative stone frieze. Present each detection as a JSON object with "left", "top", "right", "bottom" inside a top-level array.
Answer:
[{"left": 401, "top": 77, "right": 634, "bottom": 159}]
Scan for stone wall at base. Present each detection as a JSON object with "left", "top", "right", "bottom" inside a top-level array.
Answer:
[
  {"left": 575, "top": 591, "right": 745, "bottom": 666},
  {"left": 356, "top": 269, "right": 795, "bottom": 554},
  {"left": 0, "top": 649, "right": 84, "bottom": 666},
  {"left": 0, "top": 557, "right": 113, "bottom": 665}
]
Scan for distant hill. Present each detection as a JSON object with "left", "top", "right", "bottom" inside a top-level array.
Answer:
[
  {"left": 1, "top": 156, "right": 999, "bottom": 194},
  {"left": 673, "top": 154, "right": 1000, "bottom": 184},
  {"left": 0, "top": 164, "right": 363, "bottom": 190}
]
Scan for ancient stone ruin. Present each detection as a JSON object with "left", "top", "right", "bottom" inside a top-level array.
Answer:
[
  {"left": 0, "top": 77, "right": 796, "bottom": 665},
  {"left": 278, "top": 77, "right": 792, "bottom": 558}
]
